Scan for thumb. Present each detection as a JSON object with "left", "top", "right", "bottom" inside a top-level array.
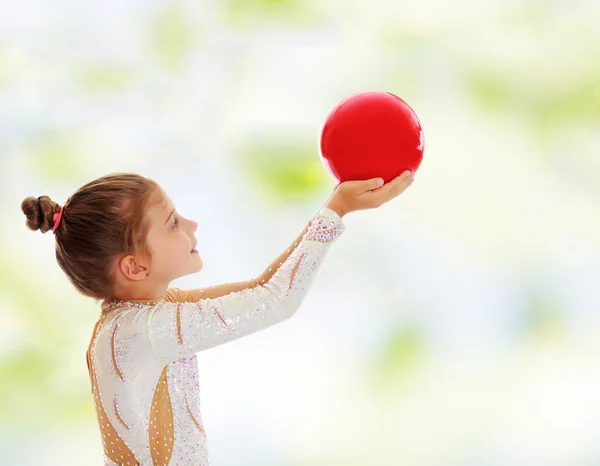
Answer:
[{"left": 360, "top": 177, "right": 384, "bottom": 193}]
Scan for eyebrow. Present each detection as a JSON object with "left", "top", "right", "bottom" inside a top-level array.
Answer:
[{"left": 164, "top": 208, "right": 176, "bottom": 225}]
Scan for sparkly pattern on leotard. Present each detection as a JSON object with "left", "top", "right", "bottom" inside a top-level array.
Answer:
[{"left": 86, "top": 207, "right": 344, "bottom": 465}]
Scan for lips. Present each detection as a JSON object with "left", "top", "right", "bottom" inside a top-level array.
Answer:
[{"left": 190, "top": 242, "right": 198, "bottom": 253}]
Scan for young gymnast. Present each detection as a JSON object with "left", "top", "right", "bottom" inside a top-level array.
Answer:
[{"left": 21, "top": 170, "right": 414, "bottom": 465}]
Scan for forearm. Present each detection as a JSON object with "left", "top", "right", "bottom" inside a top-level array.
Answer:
[
  {"left": 256, "top": 201, "right": 345, "bottom": 285},
  {"left": 172, "top": 206, "right": 343, "bottom": 302},
  {"left": 255, "top": 222, "right": 310, "bottom": 286}
]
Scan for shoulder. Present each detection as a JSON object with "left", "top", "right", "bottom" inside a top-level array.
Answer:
[{"left": 164, "top": 287, "right": 190, "bottom": 303}]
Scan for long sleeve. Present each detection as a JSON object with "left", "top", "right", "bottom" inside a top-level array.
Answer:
[{"left": 146, "top": 207, "right": 345, "bottom": 363}]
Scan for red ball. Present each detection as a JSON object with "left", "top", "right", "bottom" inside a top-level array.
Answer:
[{"left": 319, "top": 91, "right": 424, "bottom": 184}]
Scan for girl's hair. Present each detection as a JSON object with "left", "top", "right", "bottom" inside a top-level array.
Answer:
[{"left": 21, "top": 173, "right": 163, "bottom": 301}]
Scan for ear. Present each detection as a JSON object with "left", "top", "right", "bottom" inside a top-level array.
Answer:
[{"left": 119, "top": 254, "right": 150, "bottom": 281}]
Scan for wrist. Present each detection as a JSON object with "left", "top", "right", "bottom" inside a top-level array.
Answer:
[{"left": 324, "top": 201, "right": 347, "bottom": 218}]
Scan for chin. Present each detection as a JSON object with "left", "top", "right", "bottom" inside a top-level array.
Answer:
[
  {"left": 192, "top": 260, "right": 203, "bottom": 273},
  {"left": 177, "top": 261, "right": 203, "bottom": 279},
  {"left": 178, "top": 268, "right": 202, "bottom": 280}
]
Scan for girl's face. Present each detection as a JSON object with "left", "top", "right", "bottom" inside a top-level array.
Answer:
[{"left": 144, "top": 191, "right": 202, "bottom": 282}]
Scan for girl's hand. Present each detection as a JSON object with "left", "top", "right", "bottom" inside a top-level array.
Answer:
[{"left": 325, "top": 170, "right": 414, "bottom": 217}]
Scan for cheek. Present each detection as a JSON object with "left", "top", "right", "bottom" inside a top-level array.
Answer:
[
  {"left": 176, "top": 235, "right": 192, "bottom": 256},
  {"left": 155, "top": 238, "right": 185, "bottom": 263}
]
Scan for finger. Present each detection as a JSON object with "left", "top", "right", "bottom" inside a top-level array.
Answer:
[
  {"left": 388, "top": 174, "right": 414, "bottom": 200},
  {"left": 369, "top": 171, "right": 411, "bottom": 196},
  {"left": 357, "top": 177, "right": 385, "bottom": 194},
  {"left": 387, "top": 172, "right": 414, "bottom": 199},
  {"left": 364, "top": 171, "right": 413, "bottom": 205}
]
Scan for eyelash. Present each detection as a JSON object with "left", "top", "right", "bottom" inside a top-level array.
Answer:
[{"left": 172, "top": 217, "right": 180, "bottom": 229}]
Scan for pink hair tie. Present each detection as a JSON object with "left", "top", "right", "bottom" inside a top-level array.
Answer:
[{"left": 51, "top": 207, "right": 64, "bottom": 233}]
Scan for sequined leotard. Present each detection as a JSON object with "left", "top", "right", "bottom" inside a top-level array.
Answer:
[{"left": 86, "top": 207, "right": 345, "bottom": 465}]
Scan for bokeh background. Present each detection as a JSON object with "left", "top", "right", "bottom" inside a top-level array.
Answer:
[{"left": 2, "top": 0, "right": 600, "bottom": 464}]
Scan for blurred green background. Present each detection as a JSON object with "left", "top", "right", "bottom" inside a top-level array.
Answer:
[{"left": 1, "top": 0, "right": 600, "bottom": 464}]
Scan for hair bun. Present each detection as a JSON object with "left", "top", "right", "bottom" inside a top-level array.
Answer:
[{"left": 21, "top": 195, "right": 61, "bottom": 233}]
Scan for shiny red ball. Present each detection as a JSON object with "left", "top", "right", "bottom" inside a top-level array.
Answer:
[{"left": 319, "top": 91, "right": 424, "bottom": 184}]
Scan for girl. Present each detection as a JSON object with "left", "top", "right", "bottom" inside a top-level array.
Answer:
[{"left": 21, "top": 170, "right": 414, "bottom": 465}]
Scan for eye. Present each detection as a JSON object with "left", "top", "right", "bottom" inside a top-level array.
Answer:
[{"left": 172, "top": 217, "right": 180, "bottom": 229}]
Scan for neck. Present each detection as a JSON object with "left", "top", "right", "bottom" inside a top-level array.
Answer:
[{"left": 111, "top": 278, "right": 169, "bottom": 303}]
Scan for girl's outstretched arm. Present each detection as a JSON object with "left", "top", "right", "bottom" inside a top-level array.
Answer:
[
  {"left": 145, "top": 206, "right": 344, "bottom": 363},
  {"left": 167, "top": 168, "right": 413, "bottom": 304},
  {"left": 144, "top": 171, "right": 414, "bottom": 363}
]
